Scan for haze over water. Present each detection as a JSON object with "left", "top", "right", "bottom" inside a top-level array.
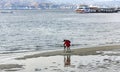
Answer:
[{"left": 0, "top": 10, "right": 120, "bottom": 54}]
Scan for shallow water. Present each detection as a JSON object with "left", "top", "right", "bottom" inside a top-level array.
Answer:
[
  {"left": 2, "top": 54, "right": 120, "bottom": 72},
  {"left": 0, "top": 10, "right": 120, "bottom": 53},
  {"left": 1, "top": 48, "right": 120, "bottom": 72}
]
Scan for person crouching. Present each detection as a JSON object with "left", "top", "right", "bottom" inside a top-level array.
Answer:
[{"left": 63, "top": 40, "right": 71, "bottom": 53}]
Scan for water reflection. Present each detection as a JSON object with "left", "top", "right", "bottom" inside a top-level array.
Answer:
[{"left": 64, "top": 54, "right": 71, "bottom": 67}]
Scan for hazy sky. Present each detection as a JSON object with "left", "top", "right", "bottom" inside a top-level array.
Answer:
[
  {"left": 0, "top": 0, "right": 119, "bottom": 2},
  {"left": 49, "top": 0, "right": 119, "bottom": 4},
  {"left": 0, "top": 0, "right": 120, "bottom": 4}
]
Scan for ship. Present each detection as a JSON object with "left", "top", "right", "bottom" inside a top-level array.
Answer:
[{"left": 76, "top": 5, "right": 118, "bottom": 13}]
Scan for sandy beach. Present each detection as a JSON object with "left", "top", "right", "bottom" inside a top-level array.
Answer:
[
  {"left": 16, "top": 45, "right": 120, "bottom": 60},
  {"left": 1, "top": 45, "right": 120, "bottom": 72}
]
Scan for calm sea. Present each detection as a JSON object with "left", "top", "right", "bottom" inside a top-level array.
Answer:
[{"left": 0, "top": 10, "right": 120, "bottom": 54}]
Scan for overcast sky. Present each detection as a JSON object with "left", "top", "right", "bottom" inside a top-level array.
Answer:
[
  {"left": 0, "top": 0, "right": 118, "bottom": 2},
  {"left": 0, "top": 0, "right": 120, "bottom": 4},
  {"left": 50, "top": 0, "right": 119, "bottom": 4}
]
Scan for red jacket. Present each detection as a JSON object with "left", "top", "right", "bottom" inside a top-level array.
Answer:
[{"left": 64, "top": 40, "right": 71, "bottom": 47}]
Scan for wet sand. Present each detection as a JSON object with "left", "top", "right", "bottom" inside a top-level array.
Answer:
[
  {"left": 16, "top": 45, "right": 120, "bottom": 60},
  {"left": 0, "top": 64, "right": 23, "bottom": 71},
  {"left": 1, "top": 45, "right": 120, "bottom": 72},
  {"left": 0, "top": 64, "right": 22, "bottom": 69}
]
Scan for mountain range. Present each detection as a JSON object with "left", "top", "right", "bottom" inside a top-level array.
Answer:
[
  {"left": 0, "top": 0, "right": 120, "bottom": 9},
  {"left": 0, "top": 0, "right": 120, "bottom": 4}
]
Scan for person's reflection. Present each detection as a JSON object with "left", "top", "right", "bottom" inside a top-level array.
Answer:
[{"left": 64, "top": 54, "right": 71, "bottom": 67}]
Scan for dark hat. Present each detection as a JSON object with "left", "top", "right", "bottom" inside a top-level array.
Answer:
[{"left": 63, "top": 39, "right": 66, "bottom": 42}]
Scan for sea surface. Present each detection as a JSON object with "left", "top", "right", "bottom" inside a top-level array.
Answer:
[{"left": 0, "top": 10, "right": 120, "bottom": 54}]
